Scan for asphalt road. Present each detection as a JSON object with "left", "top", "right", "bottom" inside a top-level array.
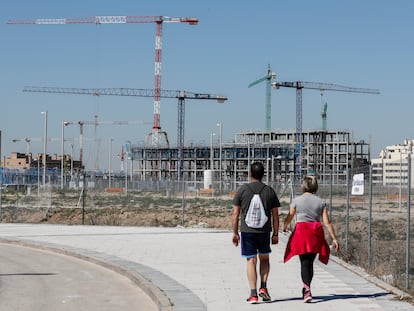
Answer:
[{"left": 0, "top": 243, "right": 157, "bottom": 311}]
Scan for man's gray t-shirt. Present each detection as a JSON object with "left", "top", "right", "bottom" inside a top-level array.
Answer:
[
  {"left": 291, "top": 193, "right": 325, "bottom": 222},
  {"left": 232, "top": 181, "right": 280, "bottom": 233}
]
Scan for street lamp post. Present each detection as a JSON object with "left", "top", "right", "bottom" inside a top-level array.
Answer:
[
  {"left": 247, "top": 142, "right": 251, "bottom": 182},
  {"left": 125, "top": 153, "right": 128, "bottom": 195},
  {"left": 37, "top": 156, "right": 40, "bottom": 196},
  {"left": 109, "top": 138, "right": 113, "bottom": 188},
  {"left": 266, "top": 146, "right": 270, "bottom": 184},
  {"left": 61, "top": 121, "right": 64, "bottom": 189},
  {"left": 70, "top": 144, "right": 74, "bottom": 185},
  {"left": 61, "top": 121, "right": 73, "bottom": 189},
  {"left": 210, "top": 132, "right": 216, "bottom": 190},
  {"left": 216, "top": 122, "right": 222, "bottom": 193},
  {"left": 41, "top": 111, "right": 48, "bottom": 188}
]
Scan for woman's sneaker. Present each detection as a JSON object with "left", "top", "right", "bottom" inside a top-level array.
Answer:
[
  {"left": 258, "top": 288, "right": 271, "bottom": 302},
  {"left": 303, "top": 289, "right": 312, "bottom": 303},
  {"left": 246, "top": 295, "right": 259, "bottom": 304}
]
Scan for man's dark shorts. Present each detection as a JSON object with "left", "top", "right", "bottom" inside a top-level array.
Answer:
[{"left": 240, "top": 232, "right": 272, "bottom": 258}]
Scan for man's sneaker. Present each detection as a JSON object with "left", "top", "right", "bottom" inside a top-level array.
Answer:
[
  {"left": 246, "top": 295, "right": 259, "bottom": 304},
  {"left": 258, "top": 288, "right": 271, "bottom": 302},
  {"left": 303, "top": 289, "right": 312, "bottom": 303}
]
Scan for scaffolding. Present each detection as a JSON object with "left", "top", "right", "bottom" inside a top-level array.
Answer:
[{"left": 129, "top": 129, "right": 370, "bottom": 192}]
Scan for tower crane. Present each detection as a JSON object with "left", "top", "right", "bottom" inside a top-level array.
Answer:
[
  {"left": 321, "top": 102, "right": 328, "bottom": 131},
  {"left": 23, "top": 86, "right": 227, "bottom": 179},
  {"left": 271, "top": 80, "right": 380, "bottom": 179},
  {"left": 248, "top": 65, "right": 276, "bottom": 132},
  {"left": 76, "top": 119, "right": 152, "bottom": 169},
  {"left": 321, "top": 94, "right": 328, "bottom": 131},
  {"left": 8, "top": 15, "right": 198, "bottom": 147}
]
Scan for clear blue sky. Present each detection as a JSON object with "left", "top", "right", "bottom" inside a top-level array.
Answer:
[{"left": 1, "top": 0, "right": 413, "bottom": 170}]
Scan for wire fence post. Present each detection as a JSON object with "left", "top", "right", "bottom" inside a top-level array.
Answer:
[
  {"left": 0, "top": 130, "right": 2, "bottom": 223},
  {"left": 368, "top": 164, "right": 373, "bottom": 267},
  {"left": 329, "top": 169, "right": 333, "bottom": 220},
  {"left": 345, "top": 167, "right": 350, "bottom": 253},
  {"left": 406, "top": 152, "right": 411, "bottom": 290},
  {"left": 82, "top": 172, "right": 86, "bottom": 225}
]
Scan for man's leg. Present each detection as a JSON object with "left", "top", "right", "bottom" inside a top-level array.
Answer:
[
  {"left": 246, "top": 256, "right": 258, "bottom": 291},
  {"left": 258, "top": 253, "right": 270, "bottom": 284},
  {"left": 246, "top": 256, "right": 259, "bottom": 303},
  {"left": 257, "top": 254, "right": 271, "bottom": 301}
]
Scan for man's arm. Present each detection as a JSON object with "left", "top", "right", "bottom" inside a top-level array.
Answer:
[
  {"left": 271, "top": 207, "right": 279, "bottom": 245},
  {"left": 232, "top": 205, "right": 240, "bottom": 246}
]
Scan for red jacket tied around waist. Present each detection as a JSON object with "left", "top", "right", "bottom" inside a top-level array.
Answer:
[{"left": 284, "top": 221, "right": 330, "bottom": 265}]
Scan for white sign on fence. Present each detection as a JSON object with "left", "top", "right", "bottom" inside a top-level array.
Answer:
[{"left": 351, "top": 173, "right": 364, "bottom": 195}]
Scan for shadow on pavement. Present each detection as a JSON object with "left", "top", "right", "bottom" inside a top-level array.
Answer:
[
  {"left": 273, "top": 292, "right": 389, "bottom": 303},
  {"left": 312, "top": 292, "right": 390, "bottom": 303}
]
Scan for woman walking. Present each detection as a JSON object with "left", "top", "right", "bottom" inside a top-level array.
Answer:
[{"left": 282, "top": 175, "right": 339, "bottom": 303}]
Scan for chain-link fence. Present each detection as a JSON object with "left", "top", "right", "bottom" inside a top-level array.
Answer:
[{"left": 0, "top": 166, "right": 413, "bottom": 297}]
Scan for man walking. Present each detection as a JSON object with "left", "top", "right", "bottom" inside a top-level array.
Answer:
[{"left": 232, "top": 161, "right": 280, "bottom": 303}]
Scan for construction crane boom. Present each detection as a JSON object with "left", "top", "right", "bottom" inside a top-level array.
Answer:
[
  {"left": 273, "top": 81, "right": 380, "bottom": 94},
  {"left": 8, "top": 15, "right": 198, "bottom": 147},
  {"left": 7, "top": 16, "right": 198, "bottom": 25},
  {"left": 76, "top": 119, "right": 151, "bottom": 166},
  {"left": 23, "top": 86, "right": 227, "bottom": 102},
  {"left": 23, "top": 86, "right": 227, "bottom": 179}
]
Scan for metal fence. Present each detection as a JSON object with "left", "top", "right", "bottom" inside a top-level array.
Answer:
[{"left": 0, "top": 165, "right": 413, "bottom": 296}]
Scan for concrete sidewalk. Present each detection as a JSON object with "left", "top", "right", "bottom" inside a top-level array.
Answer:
[{"left": 0, "top": 223, "right": 412, "bottom": 311}]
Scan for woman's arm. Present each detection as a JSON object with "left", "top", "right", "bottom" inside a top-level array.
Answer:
[
  {"left": 322, "top": 208, "right": 339, "bottom": 252},
  {"left": 282, "top": 206, "right": 296, "bottom": 232}
]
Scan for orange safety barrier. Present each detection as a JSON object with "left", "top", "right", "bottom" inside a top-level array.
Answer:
[
  {"left": 350, "top": 196, "right": 364, "bottom": 203},
  {"left": 386, "top": 194, "right": 407, "bottom": 201},
  {"left": 199, "top": 188, "right": 214, "bottom": 195},
  {"left": 105, "top": 187, "right": 125, "bottom": 193}
]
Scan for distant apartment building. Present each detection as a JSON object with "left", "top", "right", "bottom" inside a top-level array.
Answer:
[
  {"left": 1, "top": 152, "right": 82, "bottom": 171},
  {"left": 2, "top": 152, "right": 32, "bottom": 169},
  {"left": 371, "top": 139, "right": 414, "bottom": 187}
]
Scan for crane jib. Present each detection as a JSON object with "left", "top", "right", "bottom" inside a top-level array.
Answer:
[{"left": 272, "top": 81, "right": 380, "bottom": 94}]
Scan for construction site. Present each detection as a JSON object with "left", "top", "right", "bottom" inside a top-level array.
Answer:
[
  {"left": 3, "top": 16, "right": 379, "bottom": 193},
  {"left": 127, "top": 129, "right": 370, "bottom": 192}
]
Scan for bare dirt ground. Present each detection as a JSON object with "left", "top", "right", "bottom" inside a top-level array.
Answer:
[{"left": 0, "top": 191, "right": 234, "bottom": 228}]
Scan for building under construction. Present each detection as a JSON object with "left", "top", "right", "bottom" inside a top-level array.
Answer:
[{"left": 129, "top": 129, "right": 370, "bottom": 192}]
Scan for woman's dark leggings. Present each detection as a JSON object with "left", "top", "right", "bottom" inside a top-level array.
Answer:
[{"left": 299, "top": 253, "right": 317, "bottom": 287}]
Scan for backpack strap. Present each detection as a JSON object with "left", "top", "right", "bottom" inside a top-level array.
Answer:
[{"left": 247, "top": 183, "right": 267, "bottom": 195}]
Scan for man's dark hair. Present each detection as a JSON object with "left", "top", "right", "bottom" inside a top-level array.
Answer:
[{"left": 250, "top": 162, "right": 265, "bottom": 181}]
